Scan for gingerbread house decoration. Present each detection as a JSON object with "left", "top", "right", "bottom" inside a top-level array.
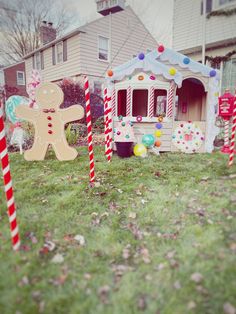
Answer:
[{"left": 105, "top": 46, "right": 220, "bottom": 153}]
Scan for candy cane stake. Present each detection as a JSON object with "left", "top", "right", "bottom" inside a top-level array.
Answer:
[
  {"left": 126, "top": 86, "right": 132, "bottom": 117},
  {"left": 103, "top": 88, "right": 112, "bottom": 161},
  {"left": 167, "top": 81, "right": 175, "bottom": 119},
  {"left": 149, "top": 86, "right": 155, "bottom": 118},
  {"left": 229, "top": 103, "right": 236, "bottom": 166},
  {"left": 0, "top": 109, "right": 20, "bottom": 250},
  {"left": 84, "top": 77, "right": 95, "bottom": 183}
]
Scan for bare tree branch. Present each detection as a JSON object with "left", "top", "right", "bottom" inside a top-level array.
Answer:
[{"left": 0, "top": 0, "right": 75, "bottom": 64}]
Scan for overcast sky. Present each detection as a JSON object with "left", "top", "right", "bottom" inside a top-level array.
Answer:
[{"left": 62, "top": 0, "right": 174, "bottom": 47}]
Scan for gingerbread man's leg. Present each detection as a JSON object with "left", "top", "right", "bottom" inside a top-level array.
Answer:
[
  {"left": 52, "top": 140, "right": 78, "bottom": 161},
  {"left": 24, "top": 137, "right": 48, "bottom": 161}
]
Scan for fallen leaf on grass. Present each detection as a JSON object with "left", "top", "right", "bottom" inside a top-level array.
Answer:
[
  {"left": 137, "top": 295, "right": 147, "bottom": 311},
  {"left": 18, "top": 276, "right": 29, "bottom": 287},
  {"left": 173, "top": 281, "right": 181, "bottom": 290},
  {"left": 229, "top": 243, "right": 236, "bottom": 253},
  {"left": 129, "top": 212, "right": 137, "bottom": 219},
  {"left": 187, "top": 301, "right": 196, "bottom": 310},
  {"left": 51, "top": 253, "right": 64, "bottom": 264},
  {"left": 74, "top": 235, "right": 85, "bottom": 246},
  {"left": 127, "top": 223, "right": 143, "bottom": 240},
  {"left": 98, "top": 285, "right": 110, "bottom": 304},
  {"left": 122, "top": 244, "right": 131, "bottom": 260},
  {"left": 39, "top": 240, "right": 56, "bottom": 255},
  {"left": 140, "top": 247, "right": 151, "bottom": 264},
  {"left": 190, "top": 272, "right": 203, "bottom": 283},
  {"left": 223, "top": 303, "right": 236, "bottom": 314}
]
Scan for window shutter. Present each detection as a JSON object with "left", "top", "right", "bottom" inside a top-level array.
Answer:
[
  {"left": 63, "top": 40, "right": 67, "bottom": 62},
  {"left": 52, "top": 45, "right": 56, "bottom": 65},
  {"left": 32, "top": 55, "right": 35, "bottom": 69},
  {"left": 40, "top": 51, "right": 44, "bottom": 70}
]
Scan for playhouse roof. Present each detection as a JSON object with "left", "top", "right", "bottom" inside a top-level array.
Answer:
[{"left": 106, "top": 47, "right": 220, "bottom": 87}]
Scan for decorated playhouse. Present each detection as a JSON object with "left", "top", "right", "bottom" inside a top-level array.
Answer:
[{"left": 105, "top": 45, "right": 220, "bottom": 154}]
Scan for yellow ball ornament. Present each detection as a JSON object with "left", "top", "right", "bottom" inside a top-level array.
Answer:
[
  {"left": 169, "top": 67, "right": 177, "bottom": 76},
  {"left": 133, "top": 144, "right": 147, "bottom": 157},
  {"left": 155, "top": 130, "right": 162, "bottom": 137}
]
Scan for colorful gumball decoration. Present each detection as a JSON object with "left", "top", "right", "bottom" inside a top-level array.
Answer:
[
  {"left": 107, "top": 69, "right": 113, "bottom": 77},
  {"left": 157, "top": 116, "right": 163, "bottom": 122},
  {"left": 183, "top": 57, "right": 190, "bottom": 65},
  {"left": 169, "top": 67, "right": 177, "bottom": 76},
  {"left": 155, "top": 123, "right": 162, "bottom": 129},
  {"left": 138, "top": 52, "right": 145, "bottom": 60},
  {"left": 133, "top": 143, "right": 147, "bottom": 157},
  {"left": 155, "top": 140, "right": 161, "bottom": 147},
  {"left": 138, "top": 75, "right": 144, "bottom": 81},
  {"left": 158, "top": 45, "right": 165, "bottom": 53},
  {"left": 155, "top": 130, "right": 162, "bottom": 137},
  {"left": 136, "top": 115, "right": 142, "bottom": 122},
  {"left": 142, "top": 134, "right": 155, "bottom": 147},
  {"left": 209, "top": 69, "right": 216, "bottom": 77}
]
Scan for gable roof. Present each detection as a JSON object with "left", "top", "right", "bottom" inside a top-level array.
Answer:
[
  {"left": 106, "top": 46, "right": 220, "bottom": 87},
  {"left": 24, "top": 6, "right": 156, "bottom": 59}
]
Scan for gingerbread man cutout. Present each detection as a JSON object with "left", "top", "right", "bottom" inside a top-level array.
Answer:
[{"left": 15, "top": 82, "right": 84, "bottom": 161}]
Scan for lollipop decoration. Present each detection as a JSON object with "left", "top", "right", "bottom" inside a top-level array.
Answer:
[{"left": 27, "top": 69, "right": 42, "bottom": 108}]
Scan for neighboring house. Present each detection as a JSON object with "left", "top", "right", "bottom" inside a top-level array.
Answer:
[
  {"left": 172, "top": 0, "right": 236, "bottom": 93},
  {"left": 23, "top": 6, "right": 157, "bottom": 95},
  {"left": 3, "top": 61, "right": 27, "bottom": 99}
]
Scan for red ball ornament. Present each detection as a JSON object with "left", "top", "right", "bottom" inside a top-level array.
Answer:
[{"left": 158, "top": 45, "right": 165, "bottom": 53}]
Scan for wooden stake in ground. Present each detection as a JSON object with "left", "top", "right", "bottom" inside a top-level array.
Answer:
[
  {"left": 229, "top": 100, "right": 236, "bottom": 166},
  {"left": 0, "top": 109, "right": 20, "bottom": 250},
  {"left": 84, "top": 77, "right": 95, "bottom": 183}
]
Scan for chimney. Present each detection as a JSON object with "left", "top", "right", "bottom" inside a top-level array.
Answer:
[{"left": 40, "top": 21, "right": 57, "bottom": 45}]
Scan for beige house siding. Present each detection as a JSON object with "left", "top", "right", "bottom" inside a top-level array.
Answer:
[
  {"left": 173, "top": 0, "right": 236, "bottom": 52},
  {"left": 25, "top": 34, "right": 81, "bottom": 83},
  {"left": 25, "top": 6, "right": 157, "bottom": 85}
]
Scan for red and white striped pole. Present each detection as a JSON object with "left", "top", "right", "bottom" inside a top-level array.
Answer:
[
  {"left": 107, "top": 90, "right": 113, "bottom": 161},
  {"left": 148, "top": 86, "right": 155, "bottom": 117},
  {"left": 167, "top": 81, "right": 175, "bottom": 119},
  {"left": 0, "top": 109, "right": 20, "bottom": 250},
  {"left": 126, "top": 86, "right": 132, "bottom": 117},
  {"left": 111, "top": 88, "right": 116, "bottom": 117},
  {"left": 103, "top": 88, "right": 112, "bottom": 162},
  {"left": 229, "top": 102, "right": 236, "bottom": 166},
  {"left": 84, "top": 77, "right": 95, "bottom": 183}
]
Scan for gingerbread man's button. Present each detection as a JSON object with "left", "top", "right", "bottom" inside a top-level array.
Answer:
[
  {"left": 48, "top": 123, "right": 53, "bottom": 127},
  {"left": 48, "top": 130, "right": 53, "bottom": 134},
  {"left": 47, "top": 116, "right": 52, "bottom": 120}
]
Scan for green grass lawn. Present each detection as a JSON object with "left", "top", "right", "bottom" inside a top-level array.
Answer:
[{"left": 0, "top": 147, "right": 236, "bottom": 314}]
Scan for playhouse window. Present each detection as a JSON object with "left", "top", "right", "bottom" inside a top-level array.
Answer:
[
  {"left": 154, "top": 89, "right": 167, "bottom": 116},
  {"left": 117, "top": 89, "right": 127, "bottom": 117},
  {"left": 132, "top": 89, "right": 148, "bottom": 117}
]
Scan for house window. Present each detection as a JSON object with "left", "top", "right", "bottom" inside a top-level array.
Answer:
[
  {"left": 222, "top": 58, "right": 236, "bottom": 93},
  {"left": 56, "top": 42, "right": 63, "bottom": 63},
  {"left": 16, "top": 71, "right": 25, "bottom": 85},
  {"left": 200, "top": 0, "right": 212, "bottom": 14},
  {"left": 117, "top": 89, "right": 127, "bottom": 117},
  {"left": 110, "top": 0, "right": 117, "bottom": 6},
  {"left": 35, "top": 52, "right": 41, "bottom": 70},
  {"left": 98, "top": 36, "right": 109, "bottom": 61},
  {"left": 132, "top": 89, "right": 148, "bottom": 117},
  {"left": 154, "top": 90, "right": 167, "bottom": 117},
  {"left": 218, "top": 0, "right": 236, "bottom": 6}
]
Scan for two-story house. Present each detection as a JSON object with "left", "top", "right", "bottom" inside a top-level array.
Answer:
[
  {"left": 172, "top": 0, "right": 236, "bottom": 93},
  {"left": 23, "top": 5, "right": 157, "bottom": 95}
]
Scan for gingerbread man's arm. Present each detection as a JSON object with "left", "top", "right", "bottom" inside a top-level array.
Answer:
[
  {"left": 59, "top": 105, "right": 84, "bottom": 124},
  {"left": 15, "top": 105, "right": 39, "bottom": 122}
]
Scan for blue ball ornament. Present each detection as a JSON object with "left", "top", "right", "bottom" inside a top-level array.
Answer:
[
  {"left": 209, "top": 69, "right": 216, "bottom": 77},
  {"left": 155, "top": 123, "right": 163, "bottom": 129},
  {"left": 183, "top": 57, "right": 190, "bottom": 65},
  {"left": 138, "top": 53, "right": 145, "bottom": 60}
]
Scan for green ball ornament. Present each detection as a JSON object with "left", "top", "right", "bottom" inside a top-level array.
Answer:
[{"left": 142, "top": 134, "right": 155, "bottom": 147}]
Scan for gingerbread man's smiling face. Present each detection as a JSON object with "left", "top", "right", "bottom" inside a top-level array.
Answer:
[{"left": 36, "top": 82, "right": 64, "bottom": 109}]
